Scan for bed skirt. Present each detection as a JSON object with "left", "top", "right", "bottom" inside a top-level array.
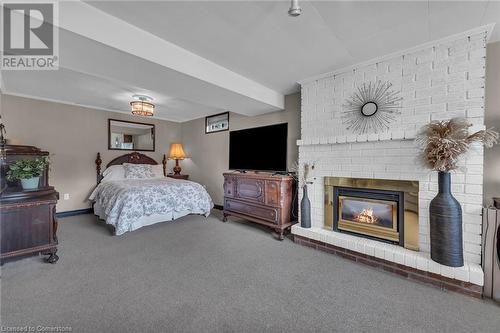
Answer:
[{"left": 93, "top": 202, "right": 207, "bottom": 235}]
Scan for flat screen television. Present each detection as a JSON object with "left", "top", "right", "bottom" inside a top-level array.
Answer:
[{"left": 229, "top": 123, "right": 287, "bottom": 172}]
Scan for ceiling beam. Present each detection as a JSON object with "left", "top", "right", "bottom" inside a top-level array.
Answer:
[{"left": 56, "top": 1, "right": 284, "bottom": 110}]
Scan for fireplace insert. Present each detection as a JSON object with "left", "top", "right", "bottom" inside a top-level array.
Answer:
[
  {"left": 324, "top": 177, "right": 419, "bottom": 250},
  {"left": 333, "top": 187, "right": 404, "bottom": 246}
]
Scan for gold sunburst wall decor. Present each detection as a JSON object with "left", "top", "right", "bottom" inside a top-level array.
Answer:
[{"left": 342, "top": 80, "right": 402, "bottom": 134}]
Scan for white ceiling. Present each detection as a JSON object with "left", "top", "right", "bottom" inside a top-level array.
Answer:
[
  {"left": 3, "top": 67, "right": 221, "bottom": 122},
  {"left": 2, "top": 1, "right": 499, "bottom": 122}
]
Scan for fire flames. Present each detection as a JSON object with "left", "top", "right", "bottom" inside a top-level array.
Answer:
[{"left": 354, "top": 208, "right": 378, "bottom": 224}]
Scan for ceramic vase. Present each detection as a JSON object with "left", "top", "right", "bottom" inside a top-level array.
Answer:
[
  {"left": 301, "top": 185, "right": 311, "bottom": 228},
  {"left": 429, "top": 171, "right": 464, "bottom": 267}
]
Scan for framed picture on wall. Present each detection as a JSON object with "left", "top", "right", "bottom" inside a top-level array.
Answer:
[{"left": 205, "top": 112, "right": 229, "bottom": 134}]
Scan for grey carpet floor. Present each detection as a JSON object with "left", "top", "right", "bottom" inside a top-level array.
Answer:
[{"left": 1, "top": 211, "right": 499, "bottom": 333}]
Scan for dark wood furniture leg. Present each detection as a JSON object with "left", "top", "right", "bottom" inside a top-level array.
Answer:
[
  {"left": 277, "top": 228, "right": 285, "bottom": 241},
  {"left": 162, "top": 154, "right": 167, "bottom": 177},
  {"left": 45, "top": 248, "right": 59, "bottom": 264},
  {"left": 48, "top": 209, "right": 60, "bottom": 263},
  {"left": 52, "top": 206, "right": 59, "bottom": 243}
]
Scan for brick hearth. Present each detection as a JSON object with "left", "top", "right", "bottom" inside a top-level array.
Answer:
[{"left": 293, "top": 234, "right": 482, "bottom": 298}]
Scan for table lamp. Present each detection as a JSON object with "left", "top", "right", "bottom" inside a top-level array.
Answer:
[{"left": 168, "top": 143, "right": 186, "bottom": 175}]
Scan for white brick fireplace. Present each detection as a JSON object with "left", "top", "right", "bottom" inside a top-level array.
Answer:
[{"left": 292, "top": 26, "right": 493, "bottom": 287}]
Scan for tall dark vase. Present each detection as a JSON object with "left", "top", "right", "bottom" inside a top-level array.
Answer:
[
  {"left": 429, "top": 171, "right": 464, "bottom": 267},
  {"left": 301, "top": 185, "right": 311, "bottom": 228}
]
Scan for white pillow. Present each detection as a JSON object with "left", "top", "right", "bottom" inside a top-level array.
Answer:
[
  {"left": 152, "top": 164, "right": 165, "bottom": 178},
  {"left": 123, "top": 163, "right": 155, "bottom": 179},
  {"left": 101, "top": 164, "right": 163, "bottom": 182},
  {"left": 101, "top": 165, "right": 125, "bottom": 182}
]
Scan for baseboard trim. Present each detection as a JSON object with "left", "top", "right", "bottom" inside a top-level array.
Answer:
[
  {"left": 213, "top": 204, "right": 223, "bottom": 210},
  {"left": 56, "top": 208, "right": 94, "bottom": 218}
]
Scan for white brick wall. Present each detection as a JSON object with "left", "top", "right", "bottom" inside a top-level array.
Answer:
[{"left": 297, "top": 30, "right": 488, "bottom": 265}]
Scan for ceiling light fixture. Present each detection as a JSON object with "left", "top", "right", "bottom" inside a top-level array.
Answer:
[
  {"left": 288, "top": 0, "right": 302, "bottom": 17},
  {"left": 130, "top": 94, "right": 155, "bottom": 117}
]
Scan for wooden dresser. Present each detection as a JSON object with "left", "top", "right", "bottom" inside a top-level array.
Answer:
[
  {"left": 0, "top": 145, "right": 59, "bottom": 264},
  {"left": 222, "top": 172, "right": 297, "bottom": 240}
]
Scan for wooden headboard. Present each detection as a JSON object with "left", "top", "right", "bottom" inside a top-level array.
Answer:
[{"left": 95, "top": 152, "right": 167, "bottom": 184}]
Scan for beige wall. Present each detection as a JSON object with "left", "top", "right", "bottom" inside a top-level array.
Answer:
[
  {"left": 1, "top": 94, "right": 182, "bottom": 212},
  {"left": 180, "top": 93, "right": 300, "bottom": 205},
  {"left": 485, "top": 41, "right": 500, "bottom": 206}
]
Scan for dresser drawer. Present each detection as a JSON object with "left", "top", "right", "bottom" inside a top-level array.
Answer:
[
  {"left": 235, "top": 178, "right": 265, "bottom": 203},
  {"left": 224, "top": 199, "right": 280, "bottom": 224},
  {"left": 224, "top": 177, "right": 235, "bottom": 198}
]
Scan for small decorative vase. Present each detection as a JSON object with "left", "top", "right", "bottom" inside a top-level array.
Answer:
[
  {"left": 429, "top": 171, "right": 463, "bottom": 267},
  {"left": 301, "top": 185, "right": 311, "bottom": 228},
  {"left": 20, "top": 177, "right": 40, "bottom": 190}
]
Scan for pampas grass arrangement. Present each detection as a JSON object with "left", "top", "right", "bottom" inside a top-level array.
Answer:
[
  {"left": 301, "top": 162, "right": 315, "bottom": 185},
  {"left": 417, "top": 117, "right": 498, "bottom": 267},
  {"left": 416, "top": 118, "right": 499, "bottom": 172},
  {"left": 289, "top": 161, "right": 315, "bottom": 187}
]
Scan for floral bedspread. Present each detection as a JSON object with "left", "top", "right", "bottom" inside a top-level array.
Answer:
[{"left": 89, "top": 178, "right": 213, "bottom": 235}]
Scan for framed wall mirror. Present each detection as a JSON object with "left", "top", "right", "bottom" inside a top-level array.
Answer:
[{"left": 108, "top": 119, "right": 155, "bottom": 152}]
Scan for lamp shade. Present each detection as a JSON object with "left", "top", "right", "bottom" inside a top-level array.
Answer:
[{"left": 168, "top": 143, "right": 186, "bottom": 160}]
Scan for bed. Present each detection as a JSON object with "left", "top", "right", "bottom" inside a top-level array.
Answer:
[{"left": 89, "top": 152, "right": 213, "bottom": 235}]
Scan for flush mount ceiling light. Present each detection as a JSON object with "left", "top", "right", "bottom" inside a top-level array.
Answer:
[
  {"left": 288, "top": 0, "right": 302, "bottom": 17},
  {"left": 130, "top": 94, "right": 155, "bottom": 117}
]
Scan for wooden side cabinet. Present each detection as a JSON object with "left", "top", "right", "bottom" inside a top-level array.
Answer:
[
  {"left": 222, "top": 172, "right": 297, "bottom": 240},
  {"left": 0, "top": 144, "right": 59, "bottom": 265}
]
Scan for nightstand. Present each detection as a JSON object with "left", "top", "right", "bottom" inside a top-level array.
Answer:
[{"left": 167, "top": 174, "right": 189, "bottom": 180}]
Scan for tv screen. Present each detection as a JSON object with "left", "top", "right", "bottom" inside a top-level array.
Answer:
[{"left": 229, "top": 123, "right": 288, "bottom": 172}]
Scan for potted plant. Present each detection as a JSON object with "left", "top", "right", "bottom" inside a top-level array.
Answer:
[
  {"left": 6, "top": 157, "right": 49, "bottom": 190},
  {"left": 417, "top": 118, "right": 498, "bottom": 267}
]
